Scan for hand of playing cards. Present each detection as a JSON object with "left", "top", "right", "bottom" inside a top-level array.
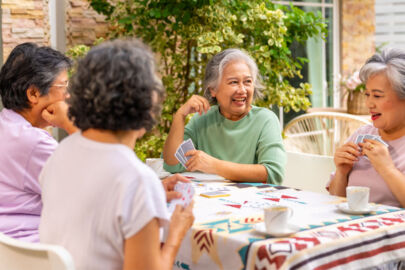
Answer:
[
  {"left": 175, "top": 139, "right": 195, "bottom": 168},
  {"left": 355, "top": 134, "right": 388, "bottom": 160},
  {"left": 168, "top": 182, "right": 195, "bottom": 212},
  {"left": 355, "top": 134, "right": 389, "bottom": 148}
]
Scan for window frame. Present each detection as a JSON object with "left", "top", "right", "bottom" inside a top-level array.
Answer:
[{"left": 273, "top": 0, "right": 341, "bottom": 125}]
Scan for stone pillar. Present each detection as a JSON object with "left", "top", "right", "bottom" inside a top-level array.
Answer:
[
  {"left": 66, "top": 0, "right": 109, "bottom": 48},
  {"left": 1, "top": 0, "right": 50, "bottom": 61},
  {"left": 341, "top": 0, "right": 375, "bottom": 77}
]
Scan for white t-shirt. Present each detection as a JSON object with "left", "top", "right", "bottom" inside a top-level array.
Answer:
[{"left": 39, "top": 132, "right": 169, "bottom": 270}]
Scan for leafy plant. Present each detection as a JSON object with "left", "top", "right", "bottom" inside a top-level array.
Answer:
[{"left": 80, "top": 0, "right": 327, "bottom": 159}]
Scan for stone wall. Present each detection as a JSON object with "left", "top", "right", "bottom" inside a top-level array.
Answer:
[
  {"left": 0, "top": 0, "right": 109, "bottom": 61},
  {"left": 341, "top": 0, "right": 375, "bottom": 77},
  {"left": 66, "top": 0, "right": 109, "bottom": 49},
  {"left": 1, "top": 0, "right": 50, "bottom": 61}
]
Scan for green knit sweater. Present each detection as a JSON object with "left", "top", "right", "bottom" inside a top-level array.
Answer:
[{"left": 163, "top": 105, "right": 286, "bottom": 184}]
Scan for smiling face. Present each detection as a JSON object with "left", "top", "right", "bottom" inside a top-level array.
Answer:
[
  {"left": 365, "top": 72, "right": 405, "bottom": 138},
  {"left": 210, "top": 60, "right": 254, "bottom": 121}
]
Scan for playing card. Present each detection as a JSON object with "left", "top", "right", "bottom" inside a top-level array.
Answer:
[
  {"left": 168, "top": 182, "right": 195, "bottom": 212},
  {"left": 175, "top": 152, "right": 187, "bottom": 168},
  {"left": 180, "top": 139, "right": 195, "bottom": 161},
  {"left": 361, "top": 134, "right": 389, "bottom": 148},
  {"left": 355, "top": 135, "right": 364, "bottom": 144},
  {"left": 179, "top": 147, "right": 189, "bottom": 164},
  {"left": 375, "top": 137, "right": 389, "bottom": 148},
  {"left": 200, "top": 191, "right": 230, "bottom": 198},
  {"left": 363, "top": 134, "right": 375, "bottom": 141}
]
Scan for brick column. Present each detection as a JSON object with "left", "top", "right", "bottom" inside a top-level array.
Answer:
[
  {"left": 341, "top": 0, "right": 375, "bottom": 77},
  {"left": 66, "top": 0, "right": 109, "bottom": 48},
  {"left": 1, "top": 0, "right": 50, "bottom": 61}
]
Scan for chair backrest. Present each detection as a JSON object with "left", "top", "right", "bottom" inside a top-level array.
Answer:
[
  {"left": 283, "top": 112, "right": 370, "bottom": 156},
  {"left": 0, "top": 233, "right": 75, "bottom": 270},
  {"left": 283, "top": 151, "right": 335, "bottom": 194}
]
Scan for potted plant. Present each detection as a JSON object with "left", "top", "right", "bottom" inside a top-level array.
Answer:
[{"left": 343, "top": 71, "right": 367, "bottom": 115}]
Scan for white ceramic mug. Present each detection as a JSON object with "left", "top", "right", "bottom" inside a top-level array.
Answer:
[
  {"left": 145, "top": 158, "right": 164, "bottom": 174},
  {"left": 346, "top": 186, "right": 369, "bottom": 211},
  {"left": 264, "top": 205, "right": 293, "bottom": 233}
]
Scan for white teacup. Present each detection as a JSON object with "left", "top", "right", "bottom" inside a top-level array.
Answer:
[
  {"left": 264, "top": 205, "right": 293, "bottom": 233},
  {"left": 145, "top": 158, "right": 164, "bottom": 174},
  {"left": 346, "top": 186, "right": 370, "bottom": 211}
]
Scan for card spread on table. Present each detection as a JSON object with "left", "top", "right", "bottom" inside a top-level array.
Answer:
[
  {"left": 168, "top": 182, "right": 195, "bottom": 212},
  {"left": 175, "top": 139, "right": 196, "bottom": 168}
]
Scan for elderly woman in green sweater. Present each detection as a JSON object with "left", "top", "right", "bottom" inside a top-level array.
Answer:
[{"left": 163, "top": 48, "right": 286, "bottom": 184}]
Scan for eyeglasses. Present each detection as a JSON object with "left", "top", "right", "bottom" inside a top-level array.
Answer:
[{"left": 51, "top": 81, "right": 69, "bottom": 88}]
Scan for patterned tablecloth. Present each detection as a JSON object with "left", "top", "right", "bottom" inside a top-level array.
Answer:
[{"left": 172, "top": 177, "right": 405, "bottom": 270}]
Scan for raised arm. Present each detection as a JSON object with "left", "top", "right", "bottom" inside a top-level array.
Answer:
[{"left": 163, "top": 95, "right": 210, "bottom": 165}]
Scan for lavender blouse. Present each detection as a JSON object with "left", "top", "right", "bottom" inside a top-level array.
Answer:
[{"left": 0, "top": 108, "right": 57, "bottom": 242}]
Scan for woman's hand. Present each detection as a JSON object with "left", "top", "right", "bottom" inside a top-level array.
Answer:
[
  {"left": 168, "top": 202, "right": 195, "bottom": 241},
  {"left": 42, "top": 101, "right": 78, "bottom": 134},
  {"left": 184, "top": 150, "right": 218, "bottom": 174},
  {"left": 360, "top": 139, "right": 394, "bottom": 173},
  {"left": 177, "top": 95, "right": 210, "bottom": 118},
  {"left": 162, "top": 174, "right": 191, "bottom": 202},
  {"left": 163, "top": 95, "right": 209, "bottom": 166},
  {"left": 334, "top": 142, "right": 361, "bottom": 176}
]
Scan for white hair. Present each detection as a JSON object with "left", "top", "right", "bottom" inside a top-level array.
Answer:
[
  {"left": 360, "top": 47, "right": 405, "bottom": 99},
  {"left": 203, "top": 48, "right": 263, "bottom": 104}
]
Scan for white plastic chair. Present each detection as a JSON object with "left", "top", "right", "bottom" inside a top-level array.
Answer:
[
  {"left": 283, "top": 112, "right": 369, "bottom": 156},
  {"left": 0, "top": 233, "right": 75, "bottom": 270},
  {"left": 283, "top": 151, "right": 335, "bottom": 194}
]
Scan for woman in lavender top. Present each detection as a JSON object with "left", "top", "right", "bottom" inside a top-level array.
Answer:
[
  {"left": 329, "top": 48, "right": 405, "bottom": 208},
  {"left": 0, "top": 43, "right": 76, "bottom": 242}
]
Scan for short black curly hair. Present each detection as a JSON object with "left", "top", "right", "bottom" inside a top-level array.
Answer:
[
  {"left": 0, "top": 42, "right": 72, "bottom": 111},
  {"left": 68, "top": 39, "right": 164, "bottom": 131}
]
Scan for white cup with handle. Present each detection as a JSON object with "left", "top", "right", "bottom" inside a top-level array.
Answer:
[
  {"left": 264, "top": 205, "right": 293, "bottom": 233},
  {"left": 145, "top": 158, "right": 164, "bottom": 175},
  {"left": 346, "top": 186, "right": 370, "bottom": 211}
]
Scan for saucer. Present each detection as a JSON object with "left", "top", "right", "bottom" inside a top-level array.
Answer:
[
  {"left": 337, "top": 202, "right": 378, "bottom": 215},
  {"left": 253, "top": 222, "right": 300, "bottom": 237},
  {"left": 158, "top": 171, "right": 171, "bottom": 179}
]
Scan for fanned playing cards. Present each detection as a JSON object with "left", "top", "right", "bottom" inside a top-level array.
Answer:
[
  {"left": 175, "top": 139, "right": 195, "bottom": 168},
  {"left": 168, "top": 182, "right": 195, "bottom": 212}
]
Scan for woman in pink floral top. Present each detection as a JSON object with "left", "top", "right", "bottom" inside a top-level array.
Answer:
[{"left": 329, "top": 48, "right": 405, "bottom": 208}]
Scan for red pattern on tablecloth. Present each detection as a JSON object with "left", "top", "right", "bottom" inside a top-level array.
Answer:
[{"left": 253, "top": 213, "right": 405, "bottom": 270}]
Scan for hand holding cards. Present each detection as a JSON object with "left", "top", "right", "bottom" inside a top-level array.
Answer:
[
  {"left": 175, "top": 139, "right": 195, "bottom": 168},
  {"left": 168, "top": 182, "right": 195, "bottom": 212},
  {"left": 355, "top": 134, "right": 389, "bottom": 148},
  {"left": 355, "top": 134, "right": 388, "bottom": 159}
]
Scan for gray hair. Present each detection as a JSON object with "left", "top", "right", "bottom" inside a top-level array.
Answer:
[
  {"left": 203, "top": 48, "right": 263, "bottom": 104},
  {"left": 359, "top": 47, "right": 405, "bottom": 99}
]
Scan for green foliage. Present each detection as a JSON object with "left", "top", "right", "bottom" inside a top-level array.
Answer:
[
  {"left": 83, "top": 0, "right": 327, "bottom": 159},
  {"left": 134, "top": 133, "right": 167, "bottom": 161},
  {"left": 65, "top": 38, "right": 104, "bottom": 76}
]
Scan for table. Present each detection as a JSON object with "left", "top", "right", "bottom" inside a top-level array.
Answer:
[{"left": 172, "top": 176, "right": 405, "bottom": 270}]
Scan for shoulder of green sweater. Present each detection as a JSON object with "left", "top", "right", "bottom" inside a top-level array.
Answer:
[
  {"left": 250, "top": 106, "right": 278, "bottom": 121},
  {"left": 189, "top": 105, "right": 219, "bottom": 122}
]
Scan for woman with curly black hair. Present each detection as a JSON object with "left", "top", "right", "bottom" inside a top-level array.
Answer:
[
  {"left": 0, "top": 42, "right": 75, "bottom": 242},
  {"left": 39, "top": 39, "right": 194, "bottom": 270}
]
